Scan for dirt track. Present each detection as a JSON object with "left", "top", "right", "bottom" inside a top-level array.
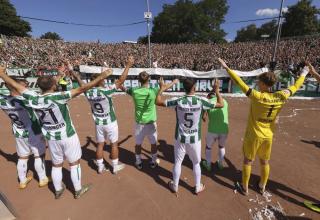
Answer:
[{"left": 0, "top": 95, "right": 319, "bottom": 220}]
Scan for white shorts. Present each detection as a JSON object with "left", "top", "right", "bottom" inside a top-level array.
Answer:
[
  {"left": 15, "top": 134, "right": 46, "bottom": 158},
  {"left": 206, "top": 133, "right": 228, "bottom": 148},
  {"left": 95, "top": 121, "right": 119, "bottom": 144},
  {"left": 135, "top": 122, "right": 157, "bottom": 145},
  {"left": 48, "top": 134, "right": 82, "bottom": 165},
  {"left": 174, "top": 140, "right": 201, "bottom": 165}
]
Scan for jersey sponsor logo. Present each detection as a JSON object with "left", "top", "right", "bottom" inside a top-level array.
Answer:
[
  {"left": 257, "top": 118, "right": 274, "bottom": 123},
  {"left": 183, "top": 128, "right": 198, "bottom": 134},
  {"left": 43, "top": 122, "right": 66, "bottom": 130}
]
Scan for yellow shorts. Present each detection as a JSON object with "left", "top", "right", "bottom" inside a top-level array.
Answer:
[{"left": 243, "top": 136, "right": 273, "bottom": 161}]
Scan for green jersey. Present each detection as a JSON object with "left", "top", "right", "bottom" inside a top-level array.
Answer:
[
  {"left": 165, "top": 95, "right": 216, "bottom": 144},
  {"left": 207, "top": 97, "right": 229, "bottom": 134},
  {"left": 85, "top": 84, "right": 117, "bottom": 125},
  {"left": 0, "top": 94, "right": 42, "bottom": 138},
  {"left": 126, "top": 87, "right": 159, "bottom": 124},
  {"left": 22, "top": 90, "right": 76, "bottom": 140}
]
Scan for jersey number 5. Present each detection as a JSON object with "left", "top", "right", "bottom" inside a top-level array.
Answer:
[{"left": 184, "top": 113, "right": 194, "bottom": 128}]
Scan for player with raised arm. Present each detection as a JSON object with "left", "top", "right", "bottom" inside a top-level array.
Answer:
[
  {"left": 218, "top": 58, "right": 310, "bottom": 196},
  {"left": 156, "top": 78, "right": 224, "bottom": 194},
  {"left": 72, "top": 57, "right": 134, "bottom": 174},
  {"left": 0, "top": 78, "right": 49, "bottom": 189},
  {"left": 0, "top": 64, "right": 113, "bottom": 199},
  {"left": 201, "top": 80, "right": 229, "bottom": 171},
  {"left": 125, "top": 72, "right": 177, "bottom": 170}
]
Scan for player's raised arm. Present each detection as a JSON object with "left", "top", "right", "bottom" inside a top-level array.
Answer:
[
  {"left": 66, "top": 61, "right": 85, "bottom": 87},
  {"left": 0, "top": 65, "right": 27, "bottom": 94},
  {"left": 70, "top": 69, "right": 113, "bottom": 98},
  {"left": 218, "top": 58, "right": 251, "bottom": 95},
  {"left": 281, "top": 66, "right": 309, "bottom": 99},
  {"left": 115, "top": 56, "right": 134, "bottom": 89},
  {"left": 155, "top": 77, "right": 179, "bottom": 106},
  {"left": 307, "top": 61, "right": 320, "bottom": 83},
  {"left": 213, "top": 79, "right": 224, "bottom": 108}
]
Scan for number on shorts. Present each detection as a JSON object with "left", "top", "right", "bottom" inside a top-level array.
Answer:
[
  {"left": 8, "top": 113, "right": 24, "bottom": 127},
  {"left": 35, "top": 109, "right": 59, "bottom": 125},
  {"left": 184, "top": 113, "right": 194, "bottom": 128},
  {"left": 93, "top": 103, "right": 104, "bottom": 113}
]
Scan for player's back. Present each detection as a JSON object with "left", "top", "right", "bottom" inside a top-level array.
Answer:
[
  {"left": 175, "top": 96, "right": 205, "bottom": 144},
  {"left": 129, "top": 87, "right": 159, "bottom": 123},
  {"left": 207, "top": 97, "right": 229, "bottom": 134},
  {"left": 247, "top": 90, "right": 288, "bottom": 138},
  {"left": 22, "top": 91, "right": 75, "bottom": 140},
  {"left": 0, "top": 95, "right": 38, "bottom": 137},
  {"left": 85, "top": 86, "right": 117, "bottom": 125}
]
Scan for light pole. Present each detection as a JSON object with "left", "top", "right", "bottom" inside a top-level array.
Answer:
[
  {"left": 272, "top": 0, "right": 285, "bottom": 63},
  {"left": 144, "top": 0, "right": 152, "bottom": 68}
]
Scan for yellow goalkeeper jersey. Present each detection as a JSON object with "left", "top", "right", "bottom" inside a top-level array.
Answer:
[{"left": 227, "top": 68, "right": 306, "bottom": 139}]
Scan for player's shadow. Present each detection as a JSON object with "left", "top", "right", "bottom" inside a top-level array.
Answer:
[
  {"left": 202, "top": 156, "right": 319, "bottom": 209},
  {"left": 301, "top": 139, "right": 320, "bottom": 149},
  {"left": 82, "top": 137, "right": 192, "bottom": 193}
]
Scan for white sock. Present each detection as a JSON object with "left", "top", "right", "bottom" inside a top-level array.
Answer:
[
  {"left": 173, "top": 161, "right": 182, "bottom": 187},
  {"left": 135, "top": 154, "right": 142, "bottom": 164},
  {"left": 151, "top": 153, "right": 157, "bottom": 163},
  {"left": 218, "top": 147, "right": 225, "bottom": 163},
  {"left": 34, "top": 157, "right": 47, "bottom": 181},
  {"left": 205, "top": 145, "right": 212, "bottom": 164},
  {"left": 70, "top": 164, "right": 82, "bottom": 192},
  {"left": 17, "top": 159, "right": 28, "bottom": 183},
  {"left": 51, "top": 167, "right": 63, "bottom": 191},
  {"left": 111, "top": 159, "right": 119, "bottom": 167},
  {"left": 96, "top": 158, "right": 104, "bottom": 169},
  {"left": 193, "top": 163, "right": 201, "bottom": 190}
]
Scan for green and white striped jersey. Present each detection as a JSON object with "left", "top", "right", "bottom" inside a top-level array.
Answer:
[
  {"left": 165, "top": 95, "right": 216, "bottom": 144},
  {"left": 0, "top": 94, "right": 42, "bottom": 138},
  {"left": 22, "top": 90, "right": 76, "bottom": 140},
  {"left": 85, "top": 85, "right": 117, "bottom": 125}
]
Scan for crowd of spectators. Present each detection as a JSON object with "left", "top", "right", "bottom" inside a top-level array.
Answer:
[{"left": 0, "top": 35, "right": 319, "bottom": 72}]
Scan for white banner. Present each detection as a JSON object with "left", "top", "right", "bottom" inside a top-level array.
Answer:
[{"left": 79, "top": 66, "right": 269, "bottom": 78}]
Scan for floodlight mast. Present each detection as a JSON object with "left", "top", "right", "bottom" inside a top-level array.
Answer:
[
  {"left": 145, "top": 0, "right": 152, "bottom": 68},
  {"left": 272, "top": 0, "right": 285, "bottom": 63}
]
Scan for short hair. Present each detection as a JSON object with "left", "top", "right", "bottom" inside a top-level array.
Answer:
[
  {"left": 183, "top": 78, "right": 196, "bottom": 94},
  {"left": 37, "top": 76, "right": 56, "bottom": 92},
  {"left": 138, "top": 71, "right": 149, "bottom": 84},
  {"left": 258, "top": 72, "right": 277, "bottom": 87}
]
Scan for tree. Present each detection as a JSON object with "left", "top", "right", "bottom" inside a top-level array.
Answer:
[
  {"left": 282, "top": 0, "right": 320, "bottom": 37},
  {"left": 148, "top": 0, "right": 228, "bottom": 43},
  {"left": 0, "top": 0, "right": 31, "bottom": 37},
  {"left": 234, "top": 24, "right": 258, "bottom": 42},
  {"left": 257, "top": 20, "right": 277, "bottom": 39},
  {"left": 40, "top": 32, "right": 62, "bottom": 40}
]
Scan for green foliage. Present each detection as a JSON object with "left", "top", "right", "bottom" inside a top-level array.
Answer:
[
  {"left": 0, "top": 0, "right": 31, "bottom": 37},
  {"left": 282, "top": 0, "right": 320, "bottom": 37},
  {"left": 40, "top": 32, "right": 62, "bottom": 40},
  {"left": 149, "top": 0, "right": 228, "bottom": 43}
]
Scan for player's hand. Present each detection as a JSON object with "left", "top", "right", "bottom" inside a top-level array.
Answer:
[
  {"left": 127, "top": 56, "right": 134, "bottom": 67},
  {"left": 172, "top": 79, "right": 179, "bottom": 84},
  {"left": 218, "top": 58, "right": 229, "bottom": 69},
  {"left": 159, "top": 77, "right": 165, "bottom": 89},
  {"left": 213, "top": 79, "right": 220, "bottom": 92},
  {"left": 306, "top": 61, "right": 316, "bottom": 75},
  {"left": 101, "top": 68, "right": 113, "bottom": 79}
]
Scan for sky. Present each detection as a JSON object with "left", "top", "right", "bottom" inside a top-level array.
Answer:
[{"left": 10, "top": 0, "right": 320, "bottom": 43}]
